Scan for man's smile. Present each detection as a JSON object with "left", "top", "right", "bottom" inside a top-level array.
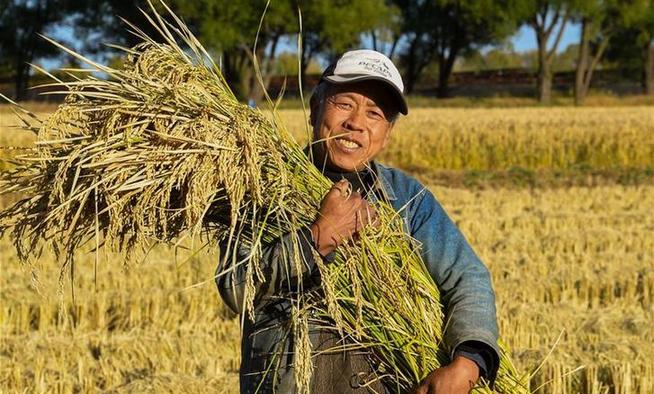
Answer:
[{"left": 333, "top": 135, "right": 363, "bottom": 152}]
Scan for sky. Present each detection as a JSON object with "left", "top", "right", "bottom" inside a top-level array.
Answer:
[{"left": 511, "top": 23, "right": 580, "bottom": 53}]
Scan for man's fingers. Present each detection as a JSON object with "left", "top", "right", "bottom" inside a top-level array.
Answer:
[
  {"left": 327, "top": 185, "right": 346, "bottom": 199},
  {"left": 354, "top": 202, "right": 378, "bottom": 231},
  {"left": 354, "top": 209, "right": 363, "bottom": 231},
  {"left": 331, "top": 179, "right": 351, "bottom": 198},
  {"left": 349, "top": 190, "right": 363, "bottom": 204},
  {"left": 362, "top": 202, "right": 377, "bottom": 224},
  {"left": 319, "top": 180, "right": 382, "bottom": 243},
  {"left": 412, "top": 385, "right": 428, "bottom": 394}
]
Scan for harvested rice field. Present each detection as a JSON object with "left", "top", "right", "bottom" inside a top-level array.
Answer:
[{"left": 1, "top": 106, "right": 653, "bottom": 393}]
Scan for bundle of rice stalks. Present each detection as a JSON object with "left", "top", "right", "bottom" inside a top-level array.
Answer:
[{"left": 0, "top": 2, "right": 530, "bottom": 392}]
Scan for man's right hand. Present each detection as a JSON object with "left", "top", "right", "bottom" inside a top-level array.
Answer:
[{"left": 310, "top": 179, "right": 377, "bottom": 257}]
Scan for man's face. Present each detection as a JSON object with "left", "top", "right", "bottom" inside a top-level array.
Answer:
[{"left": 311, "top": 81, "right": 397, "bottom": 172}]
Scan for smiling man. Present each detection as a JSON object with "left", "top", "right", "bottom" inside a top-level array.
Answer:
[{"left": 217, "top": 49, "right": 500, "bottom": 393}]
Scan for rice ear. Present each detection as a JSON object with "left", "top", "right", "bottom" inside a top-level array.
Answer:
[{"left": 0, "top": 1, "right": 529, "bottom": 392}]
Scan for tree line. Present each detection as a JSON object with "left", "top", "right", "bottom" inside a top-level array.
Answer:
[{"left": 1, "top": 0, "right": 653, "bottom": 105}]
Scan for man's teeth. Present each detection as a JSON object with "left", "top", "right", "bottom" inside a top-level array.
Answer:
[{"left": 337, "top": 138, "right": 359, "bottom": 149}]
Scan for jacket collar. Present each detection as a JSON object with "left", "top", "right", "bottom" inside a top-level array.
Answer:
[{"left": 370, "top": 162, "right": 398, "bottom": 201}]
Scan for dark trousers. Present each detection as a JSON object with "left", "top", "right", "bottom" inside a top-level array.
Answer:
[{"left": 310, "top": 329, "right": 389, "bottom": 394}]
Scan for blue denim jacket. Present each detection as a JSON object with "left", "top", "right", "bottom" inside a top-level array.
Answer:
[{"left": 216, "top": 162, "right": 500, "bottom": 393}]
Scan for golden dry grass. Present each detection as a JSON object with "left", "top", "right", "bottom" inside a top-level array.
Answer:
[
  {"left": 3, "top": 105, "right": 654, "bottom": 173},
  {"left": 1, "top": 241, "right": 240, "bottom": 393},
  {"left": 1, "top": 105, "right": 653, "bottom": 393},
  {"left": 2, "top": 184, "right": 651, "bottom": 393},
  {"left": 279, "top": 106, "right": 654, "bottom": 172},
  {"left": 440, "top": 185, "right": 654, "bottom": 394}
]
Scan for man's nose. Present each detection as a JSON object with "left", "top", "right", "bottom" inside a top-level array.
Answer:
[{"left": 343, "top": 107, "right": 366, "bottom": 132}]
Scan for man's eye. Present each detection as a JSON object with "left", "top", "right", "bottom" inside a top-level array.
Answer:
[
  {"left": 335, "top": 102, "right": 352, "bottom": 110},
  {"left": 368, "top": 111, "right": 383, "bottom": 120}
]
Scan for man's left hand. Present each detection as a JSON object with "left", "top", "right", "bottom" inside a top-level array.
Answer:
[{"left": 412, "top": 356, "right": 480, "bottom": 394}]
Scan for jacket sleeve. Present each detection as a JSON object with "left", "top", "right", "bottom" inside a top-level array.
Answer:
[
  {"left": 409, "top": 188, "right": 500, "bottom": 382},
  {"left": 215, "top": 226, "right": 327, "bottom": 315}
]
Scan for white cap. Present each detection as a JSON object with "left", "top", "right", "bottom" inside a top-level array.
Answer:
[{"left": 320, "top": 49, "right": 408, "bottom": 115}]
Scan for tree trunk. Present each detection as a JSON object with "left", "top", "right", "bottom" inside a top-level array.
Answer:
[
  {"left": 537, "top": 64, "right": 553, "bottom": 104},
  {"left": 246, "top": 34, "right": 280, "bottom": 105},
  {"left": 405, "top": 65, "right": 417, "bottom": 94},
  {"left": 582, "top": 38, "right": 609, "bottom": 103},
  {"left": 436, "top": 46, "right": 459, "bottom": 98},
  {"left": 245, "top": 48, "right": 263, "bottom": 105},
  {"left": 531, "top": 9, "right": 569, "bottom": 104},
  {"left": 222, "top": 49, "right": 251, "bottom": 100},
  {"left": 645, "top": 41, "right": 654, "bottom": 96},
  {"left": 300, "top": 47, "right": 317, "bottom": 96},
  {"left": 536, "top": 38, "right": 553, "bottom": 104},
  {"left": 388, "top": 34, "right": 399, "bottom": 59},
  {"left": 14, "top": 61, "right": 29, "bottom": 101},
  {"left": 575, "top": 19, "right": 591, "bottom": 106},
  {"left": 576, "top": 19, "right": 611, "bottom": 106},
  {"left": 403, "top": 39, "right": 419, "bottom": 94},
  {"left": 222, "top": 51, "right": 237, "bottom": 95},
  {"left": 299, "top": 37, "right": 316, "bottom": 95},
  {"left": 533, "top": 23, "right": 551, "bottom": 104}
]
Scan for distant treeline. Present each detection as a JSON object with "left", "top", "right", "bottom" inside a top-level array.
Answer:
[
  {"left": 268, "top": 68, "right": 644, "bottom": 98},
  {"left": 1, "top": 0, "right": 653, "bottom": 105},
  {"left": 4, "top": 67, "right": 643, "bottom": 103}
]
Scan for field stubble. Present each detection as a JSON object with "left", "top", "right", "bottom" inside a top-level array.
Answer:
[
  {"left": 1, "top": 105, "right": 653, "bottom": 393},
  {"left": 279, "top": 106, "right": 654, "bottom": 175},
  {"left": 3, "top": 105, "right": 654, "bottom": 176}
]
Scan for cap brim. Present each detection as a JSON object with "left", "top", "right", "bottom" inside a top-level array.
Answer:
[{"left": 323, "top": 74, "right": 408, "bottom": 115}]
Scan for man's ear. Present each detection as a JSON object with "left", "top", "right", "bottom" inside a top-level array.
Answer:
[
  {"left": 381, "top": 123, "right": 394, "bottom": 150},
  {"left": 310, "top": 98, "right": 322, "bottom": 128},
  {"left": 309, "top": 106, "right": 317, "bottom": 128}
]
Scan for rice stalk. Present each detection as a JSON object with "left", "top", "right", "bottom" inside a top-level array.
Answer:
[{"left": 0, "top": 1, "right": 529, "bottom": 392}]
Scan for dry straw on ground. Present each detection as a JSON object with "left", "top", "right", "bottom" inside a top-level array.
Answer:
[
  {"left": 0, "top": 1, "right": 528, "bottom": 392},
  {"left": 2, "top": 184, "right": 652, "bottom": 393}
]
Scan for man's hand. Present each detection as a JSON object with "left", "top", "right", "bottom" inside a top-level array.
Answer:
[
  {"left": 412, "top": 356, "right": 480, "bottom": 394},
  {"left": 310, "top": 179, "right": 377, "bottom": 256}
]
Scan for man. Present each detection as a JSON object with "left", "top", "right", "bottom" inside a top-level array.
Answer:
[{"left": 217, "top": 49, "right": 500, "bottom": 393}]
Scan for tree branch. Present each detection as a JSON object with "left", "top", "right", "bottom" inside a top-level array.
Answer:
[
  {"left": 547, "top": 10, "right": 569, "bottom": 60},
  {"left": 544, "top": 5, "right": 561, "bottom": 40},
  {"left": 584, "top": 36, "right": 610, "bottom": 88}
]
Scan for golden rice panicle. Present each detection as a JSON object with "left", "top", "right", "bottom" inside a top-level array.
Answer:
[{"left": 0, "top": 1, "right": 530, "bottom": 392}]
